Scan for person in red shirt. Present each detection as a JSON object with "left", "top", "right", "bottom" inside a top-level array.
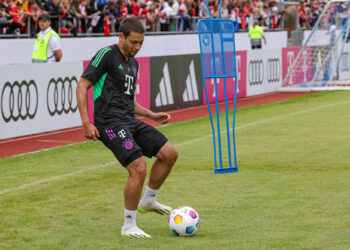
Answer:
[
  {"left": 9, "top": 0, "right": 23, "bottom": 23},
  {"left": 243, "top": 1, "right": 253, "bottom": 16},
  {"left": 130, "top": 0, "right": 138, "bottom": 16},
  {"left": 103, "top": 10, "right": 111, "bottom": 35},
  {"left": 238, "top": 6, "right": 246, "bottom": 30},
  {"left": 271, "top": 6, "right": 280, "bottom": 29}
]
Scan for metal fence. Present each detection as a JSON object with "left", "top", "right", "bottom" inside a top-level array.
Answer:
[
  {"left": 0, "top": 15, "right": 202, "bottom": 38},
  {"left": 0, "top": 15, "right": 284, "bottom": 39}
]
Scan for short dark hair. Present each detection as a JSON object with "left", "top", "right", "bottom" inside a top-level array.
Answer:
[{"left": 119, "top": 17, "right": 145, "bottom": 38}]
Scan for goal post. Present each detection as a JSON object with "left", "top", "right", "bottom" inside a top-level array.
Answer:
[{"left": 281, "top": 0, "right": 350, "bottom": 91}]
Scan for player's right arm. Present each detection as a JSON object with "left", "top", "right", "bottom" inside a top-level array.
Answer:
[
  {"left": 77, "top": 47, "right": 111, "bottom": 140},
  {"left": 76, "top": 77, "right": 100, "bottom": 140}
]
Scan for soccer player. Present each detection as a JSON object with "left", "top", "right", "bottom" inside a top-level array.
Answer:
[{"left": 76, "top": 17, "right": 178, "bottom": 238}]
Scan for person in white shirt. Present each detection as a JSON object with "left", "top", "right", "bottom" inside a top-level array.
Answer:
[
  {"left": 159, "top": 1, "right": 172, "bottom": 31},
  {"left": 32, "top": 14, "right": 62, "bottom": 63}
]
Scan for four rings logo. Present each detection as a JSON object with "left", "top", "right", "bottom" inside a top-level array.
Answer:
[
  {"left": 47, "top": 77, "right": 78, "bottom": 116},
  {"left": 267, "top": 58, "right": 281, "bottom": 83},
  {"left": 248, "top": 60, "right": 264, "bottom": 85},
  {"left": 1, "top": 80, "right": 38, "bottom": 122}
]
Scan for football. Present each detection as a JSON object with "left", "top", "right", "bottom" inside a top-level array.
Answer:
[{"left": 168, "top": 206, "right": 200, "bottom": 236}]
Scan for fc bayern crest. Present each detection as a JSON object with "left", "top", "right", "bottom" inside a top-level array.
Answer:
[
  {"left": 132, "top": 65, "right": 137, "bottom": 76},
  {"left": 202, "top": 35, "right": 210, "bottom": 46},
  {"left": 123, "top": 139, "right": 134, "bottom": 150}
]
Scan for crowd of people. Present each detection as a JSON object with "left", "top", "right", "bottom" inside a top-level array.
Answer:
[{"left": 0, "top": 0, "right": 338, "bottom": 36}]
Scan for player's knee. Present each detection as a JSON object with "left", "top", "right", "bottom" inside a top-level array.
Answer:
[
  {"left": 165, "top": 147, "right": 178, "bottom": 166},
  {"left": 127, "top": 157, "right": 147, "bottom": 180}
]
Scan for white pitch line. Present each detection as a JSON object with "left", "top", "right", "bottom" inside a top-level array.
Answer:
[
  {"left": 0, "top": 100, "right": 349, "bottom": 196},
  {"left": 0, "top": 162, "right": 117, "bottom": 195}
]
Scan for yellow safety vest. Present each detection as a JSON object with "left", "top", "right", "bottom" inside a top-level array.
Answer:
[
  {"left": 32, "top": 29, "right": 60, "bottom": 63},
  {"left": 249, "top": 26, "right": 263, "bottom": 39}
]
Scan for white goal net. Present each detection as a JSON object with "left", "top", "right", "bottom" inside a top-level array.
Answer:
[{"left": 282, "top": 0, "right": 350, "bottom": 91}]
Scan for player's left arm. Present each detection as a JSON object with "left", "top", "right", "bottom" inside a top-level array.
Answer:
[{"left": 134, "top": 102, "right": 170, "bottom": 124}]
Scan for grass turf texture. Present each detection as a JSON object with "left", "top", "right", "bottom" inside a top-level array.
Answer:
[{"left": 1, "top": 91, "right": 350, "bottom": 249}]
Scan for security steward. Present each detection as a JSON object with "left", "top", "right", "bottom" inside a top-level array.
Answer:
[
  {"left": 32, "top": 14, "right": 62, "bottom": 63},
  {"left": 249, "top": 20, "right": 267, "bottom": 49}
]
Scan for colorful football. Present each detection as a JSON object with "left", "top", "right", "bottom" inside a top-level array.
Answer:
[{"left": 168, "top": 206, "right": 200, "bottom": 237}]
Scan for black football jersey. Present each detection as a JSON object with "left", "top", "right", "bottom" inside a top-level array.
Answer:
[{"left": 82, "top": 44, "right": 139, "bottom": 128}]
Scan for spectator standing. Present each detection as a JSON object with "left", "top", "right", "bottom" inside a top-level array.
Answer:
[
  {"left": 85, "top": 0, "right": 99, "bottom": 32},
  {"left": 177, "top": 0, "right": 191, "bottom": 31},
  {"left": 168, "top": 0, "right": 178, "bottom": 31},
  {"left": 102, "top": 0, "right": 118, "bottom": 34},
  {"left": 198, "top": 0, "right": 209, "bottom": 18},
  {"left": 260, "top": 4, "right": 269, "bottom": 27},
  {"left": 238, "top": 5, "right": 246, "bottom": 29},
  {"left": 146, "top": 2, "right": 158, "bottom": 32},
  {"left": 60, "top": 0, "right": 73, "bottom": 32},
  {"left": 220, "top": 0, "right": 231, "bottom": 19},
  {"left": 1, "top": 3, "right": 22, "bottom": 34},
  {"left": 310, "top": 5, "right": 319, "bottom": 27},
  {"left": 249, "top": 19, "right": 266, "bottom": 49},
  {"left": 243, "top": 1, "right": 253, "bottom": 16},
  {"left": 28, "top": 0, "right": 42, "bottom": 36},
  {"left": 9, "top": 0, "right": 24, "bottom": 24},
  {"left": 138, "top": 4, "right": 148, "bottom": 30},
  {"left": 271, "top": 6, "right": 280, "bottom": 29},
  {"left": 43, "top": 0, "right": 63, "bottom": 32},
  {"left": 231, "top": 3, "right": 240, "bottom": 30},
  {"left": 159, "top": 1, "right": 171, "bottom": 31},
  {"left": 32, "top": 13, "right": 62, "bottom": 62},
  {"left": 130, "top": 0, "right": 138, "bottom": 16},
  {"left": 0, "top": 4, "right": 8, "bottom": 34},
  {"left": 79, "top": 0, "right": 88, "bottom": 33},
  {"left": 70, "top": 0, "right": 83, "bottom": 34}
]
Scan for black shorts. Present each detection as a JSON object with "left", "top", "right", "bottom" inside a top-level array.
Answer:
[{"left": 99, "top": 121, "right": 168, "bottom": 167}]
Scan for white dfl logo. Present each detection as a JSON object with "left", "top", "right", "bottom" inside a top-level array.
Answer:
[
  {"left": 124, "top": 74, "right": 134, "bottom": 95},
  {"left": 118, "top": 129, "right": 126, "bottom": 139}
]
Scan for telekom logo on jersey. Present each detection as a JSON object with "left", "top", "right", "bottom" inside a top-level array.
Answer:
[
  {"left": 118, "top": 129, "right": 126, "bottom": 138},
  {"left": 124, "top": 75, "right": 133, "bottom": 95}
]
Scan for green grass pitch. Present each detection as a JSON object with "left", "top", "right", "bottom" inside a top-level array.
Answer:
[{"left": 1, "top": 91, "right": 350, "bottom": 249}]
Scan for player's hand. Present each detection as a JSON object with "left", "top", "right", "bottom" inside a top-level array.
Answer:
[
  {"left": 83, "top": 123, "right": 100, "bottom": 141},
  {"left": 151, "top": 112, "right": 171, "bottom": 124}
]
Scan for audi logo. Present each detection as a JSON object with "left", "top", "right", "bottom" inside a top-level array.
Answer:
[
  {"left": 267, "top": 58, "right": 281, "bottom": 83},
  {"left": 47, "top": 77, "right": 78, "bottom": 116},
  {"left": 248, "top": 60, "right": 264, "bottom": 85},
  {"left": 1, "top": 80, "right": 38, "bottom": 122}
]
